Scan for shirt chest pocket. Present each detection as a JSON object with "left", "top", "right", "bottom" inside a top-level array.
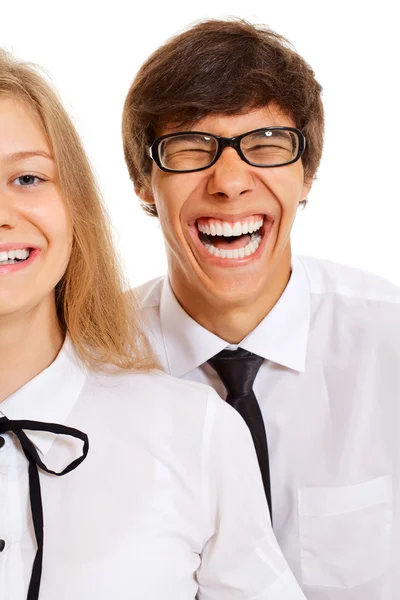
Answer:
[{"left": 297, "top": 475, "right": 393, "bottom": 589}]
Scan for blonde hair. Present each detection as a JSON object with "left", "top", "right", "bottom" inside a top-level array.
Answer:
[{"left": 0, "top": 49, "right": 159, "bottom": 371}]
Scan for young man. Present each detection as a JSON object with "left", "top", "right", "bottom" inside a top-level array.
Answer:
[{"left": 122, "top": 19, "right": 400, "bottom": 599}]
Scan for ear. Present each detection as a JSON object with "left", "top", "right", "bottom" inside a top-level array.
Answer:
[
  {"left": 301, "top": 175, "right": 313, "bottom": 202},
  {"left": 135, "top": 184, "right": 156, "bottom": 206}
]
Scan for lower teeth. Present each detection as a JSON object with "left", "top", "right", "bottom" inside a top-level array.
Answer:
[
  {"left": 0, "top": 258, "right": 27, "bottom": 265},
  {"left": 203, "top": 233, "right": 262, "bottom": 259}
]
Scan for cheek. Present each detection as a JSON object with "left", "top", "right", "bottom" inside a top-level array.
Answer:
[
  {"left": 263, "top": 169, "right": 305, "bottom": 213},
  {"left": 152, "top": 176, "right": 189, "bottom": 231},
  {"left": 27, "top": 193, "right": 73, "bottom": 254}
]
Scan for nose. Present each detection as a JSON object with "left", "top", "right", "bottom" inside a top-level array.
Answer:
[
  {"left": 206, "top": 147, "right": 255, "bottom": 200},
  {"left": 0, "top": 188, "right": 17, "bottom": 230}
]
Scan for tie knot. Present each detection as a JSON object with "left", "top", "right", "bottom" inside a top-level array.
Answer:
[{"left": 208, "top": 348, "right": 264, "bottom": 397}]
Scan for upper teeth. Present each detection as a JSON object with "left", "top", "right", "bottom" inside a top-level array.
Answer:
[
  {"left": 198, "top": 218, "right": 264, "bottom": 237},
  {"left": 0, "top": 249, "right": 30, "bottom": 261}
]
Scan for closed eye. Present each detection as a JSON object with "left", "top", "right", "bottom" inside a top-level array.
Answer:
[
  {"left": 247, "top": 144, "right": 288, "bottom": 151},
  {"left": 166, "top": 148, "right": 213, "bottom": 157}
]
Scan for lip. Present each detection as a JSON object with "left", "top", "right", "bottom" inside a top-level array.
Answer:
[
  {"left": 189, "top": 215, "right": 274, "bottom": 267},
  {"left": 0, "top": 242, "right": 39, "bottom": 252},
  {"left": 190, "top": 210, "right": 273, "bottom": 224},
  {"left": 0, "top": 247, "right": 41, "bottom": 274}
]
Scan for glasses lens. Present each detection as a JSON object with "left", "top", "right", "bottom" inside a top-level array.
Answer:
[
  {"left": 241, "top": 129, "right": 299, "bottom": 166},
  {"left": 158, "top": 134, "right": 218, "bottom": 171}
]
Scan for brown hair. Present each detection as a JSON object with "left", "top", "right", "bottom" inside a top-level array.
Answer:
[
  {"left": 0, "top": 48, "right": 159, "bottom": 371},
  {"left": 123, "top": 18, "right": 324, "bottom": 217}
]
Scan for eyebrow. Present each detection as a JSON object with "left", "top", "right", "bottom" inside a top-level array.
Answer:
[{"left": 4, "top": 150, "right": 54, "bottom": 163}]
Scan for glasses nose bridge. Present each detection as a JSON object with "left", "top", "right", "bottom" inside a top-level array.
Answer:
[{"left": 218, "top": 135, "right": 243, "bottom": 161}]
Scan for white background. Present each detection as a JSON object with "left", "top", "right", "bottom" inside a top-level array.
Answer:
[{"left": 1, "top": 0, "right": 399, "bottom": 286}]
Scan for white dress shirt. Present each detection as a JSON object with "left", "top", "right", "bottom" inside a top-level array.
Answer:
[
  {"left": 135, "top": 254, "right": 400, "bottom": 600},
  {"left": 0, "top": 339, "right": 307, "bottom": 600}
]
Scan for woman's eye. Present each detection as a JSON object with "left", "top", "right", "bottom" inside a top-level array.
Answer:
[{"left": 13, "top": 175, "right": 44, "bottom": 186}]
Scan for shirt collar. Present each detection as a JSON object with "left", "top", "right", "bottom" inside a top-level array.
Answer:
[
  {"left": 239, "top": 255, "right": 310, "bottom": 371},
  {"left": 160, "top": 281, "right": 228, "bottom": 377},
  {"left": 160, "top": 255, "right": 311, "bottom": 377},
  {"left": 0, "top": 337, "right": 87, "bottom": 456}
]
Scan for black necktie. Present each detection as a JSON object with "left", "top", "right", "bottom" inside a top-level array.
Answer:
[
  {"left": 0, "top": 417, "right": 89, "bottom": 600},
  {"left": 208, "top": 348, "right": 272, "bottom": 521}
]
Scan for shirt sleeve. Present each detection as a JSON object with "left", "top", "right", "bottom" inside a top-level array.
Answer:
[{"left": 196, "top": 391, "right": 306, "bottom": 600}]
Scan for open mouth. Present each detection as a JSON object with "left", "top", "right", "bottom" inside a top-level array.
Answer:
[
  {"left": 0, "top": 248, "right": 32, "bottom": 265},
  {"left": 196, "top": 214, "right": 269, "bottom": 259}
]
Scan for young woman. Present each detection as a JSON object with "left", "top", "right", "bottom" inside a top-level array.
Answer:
[{"left": 0, "top": 49, "right": 305, "bottom": 600}]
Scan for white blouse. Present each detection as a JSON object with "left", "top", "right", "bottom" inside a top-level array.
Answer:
[{"left": 0, "top": 340, "right": 305, "bottom": 600}]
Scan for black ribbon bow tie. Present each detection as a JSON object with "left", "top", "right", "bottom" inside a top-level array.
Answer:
[{"left": 0, "top": 416, "right": 89, "bottom": 600}]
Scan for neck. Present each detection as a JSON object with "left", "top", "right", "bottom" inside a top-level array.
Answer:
[
  {"left": 171, "top": 250, "right": 292, "bottom": 344},
  {"left": 0, "top": 294, "right": 63, "bottom": 403}
]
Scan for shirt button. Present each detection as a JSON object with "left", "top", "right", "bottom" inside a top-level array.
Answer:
[
  {"left": 0, "top": 540, "right": 5, "bottom": 552},
  {"left": 0, "top": 437, "right": 5, "bottom": 449}
]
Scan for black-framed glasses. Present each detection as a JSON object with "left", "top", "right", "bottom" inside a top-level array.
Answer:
[{"left": 148, "top": 127, "right": 306, "bottom": 173}]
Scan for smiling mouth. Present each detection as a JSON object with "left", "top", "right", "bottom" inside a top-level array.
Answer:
[{"left": 196, "top": 214, "right": 268, "bottom": 259}]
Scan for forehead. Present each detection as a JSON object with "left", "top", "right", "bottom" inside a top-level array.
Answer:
[
  {"left": 0, "top": 95, "right": 50, "bottom": 157},
  {"left": 161, "top": 104, "right": 296, "bottom": 138}
]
